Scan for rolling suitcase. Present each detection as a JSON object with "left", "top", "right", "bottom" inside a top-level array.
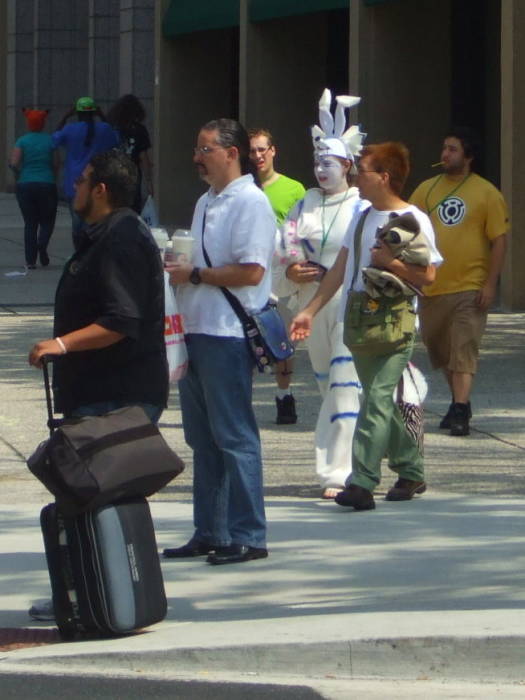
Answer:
[{"left": 40, "top": 497, "right": 167, "bottom": 639}]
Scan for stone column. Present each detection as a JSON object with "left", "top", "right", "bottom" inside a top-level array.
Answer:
[
  {"left": 349, "top": 0, "right": 451, "bottom": 194},
  {"left": 238, "top": 0, "right": 249, "bottom": 126},
  {"left": 0, "top": 1, "right": 9, "bottom": 190},
  {"left": 500, "top": 0, "right": 525, "bottom": 310}
]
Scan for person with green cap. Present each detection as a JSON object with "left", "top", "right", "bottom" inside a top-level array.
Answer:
[{"left": 53, "top": 97, "right": 119, "bottom": 249}]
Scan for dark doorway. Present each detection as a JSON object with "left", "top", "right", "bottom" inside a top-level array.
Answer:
[
  {"left": 450, "top": 0, "right": 501, "bottom": 182},
  {"left": 326, "top": 8, "right": 350, "bottom": 96}
]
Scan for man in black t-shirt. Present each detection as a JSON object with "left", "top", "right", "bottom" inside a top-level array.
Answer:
[{"left": 29, "top": 150, "right": 168, "bottom": 423}]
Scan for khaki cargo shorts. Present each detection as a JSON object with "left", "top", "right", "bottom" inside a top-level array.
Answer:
[{"left": 418, "top": 290, "right": 487, "bottom": 374}]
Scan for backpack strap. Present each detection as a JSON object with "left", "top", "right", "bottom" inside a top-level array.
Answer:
[{"left": 350, "top": 207, "right": 371, "bottom": 291}]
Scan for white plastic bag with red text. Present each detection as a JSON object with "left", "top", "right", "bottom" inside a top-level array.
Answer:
[
  {"left": 141, "top": 195, "right": 159, "bottom": 228},
  {"left": 164, "top": 272, "right": 188, "bottom": 381}
]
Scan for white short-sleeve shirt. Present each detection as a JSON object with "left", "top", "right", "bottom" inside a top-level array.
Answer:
[
  {"left": 176, "top": 174, "right": 277, "bottom": 337},
  {"left": 338, "top": 204, "right": 443, "bottom": 320}
]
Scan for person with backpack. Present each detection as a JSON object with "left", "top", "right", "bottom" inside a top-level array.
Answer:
[{"left": 107, "top": 94, "right": 153, "bottom": 213}]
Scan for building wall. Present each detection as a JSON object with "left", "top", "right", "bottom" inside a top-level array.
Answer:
[
  {"left": 119, "top": 0, "right": 155, "bottom": 133},
  {"left": 3, "top": 0, "right": 154, "bottom": 194},
  {"left": 156, "top": 0, "right": 451, "bottom": 224},
  {"left": 1, "top": 0, "right": 524, "bottom": 307}
]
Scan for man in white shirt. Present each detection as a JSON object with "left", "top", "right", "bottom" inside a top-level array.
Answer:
[
  {"left": 291, "top": 142, "right": 442, "bottom": 511},
  {"left": 163, "top": 119, "right": 275, "bottom": 564}
]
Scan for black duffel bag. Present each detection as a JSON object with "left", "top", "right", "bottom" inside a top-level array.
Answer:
[
  {"left": 27, "top": 362, "right": 184, "bottom": 515},
  {"left": 27, "top": 405, "right": 184, "bottom": 515}
]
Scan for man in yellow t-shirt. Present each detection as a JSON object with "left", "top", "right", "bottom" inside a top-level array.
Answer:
[{"left": 410, "top": 127, "right": 508, "bottom": 436}]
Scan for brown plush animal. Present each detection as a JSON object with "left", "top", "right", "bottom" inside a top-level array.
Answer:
[{"left": 362, "top": 212, "right": 431, "bottom": 298}]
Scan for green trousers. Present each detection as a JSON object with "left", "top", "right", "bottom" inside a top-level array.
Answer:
[{"left": 347, "top": 343, "right": 424, "bottom": 492}]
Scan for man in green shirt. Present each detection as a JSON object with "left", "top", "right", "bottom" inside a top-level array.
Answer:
[
  {"left": 249, "top": 128, "right": 305, "bottom": 224},
  {"left": 249, "top": 128, "right": 305, "bottom": 424}
]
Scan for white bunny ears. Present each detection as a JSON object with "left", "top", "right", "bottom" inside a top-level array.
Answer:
[{"left": 311, "top": 88, "right": 366, "bottom": 162}]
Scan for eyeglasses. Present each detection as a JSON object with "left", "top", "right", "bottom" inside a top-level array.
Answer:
[
  {"left": 74, "top": 175, "right": 89, "bottom": 186},
  {"left": 249, "top": 146, "right": 271, "bottom": 157},
  {"left": 193, "top": 146, "right": 223, "bottom": 156}
]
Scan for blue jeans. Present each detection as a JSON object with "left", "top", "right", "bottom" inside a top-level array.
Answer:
[
  {"left": 16, "top": 182, "right": 57, "bottom": 265},
  {"left": 178, "top": 334, "right": 266, "bottom": 549},
  {"left": 68, "top": 400, "right": 163, "bottom": 425}
]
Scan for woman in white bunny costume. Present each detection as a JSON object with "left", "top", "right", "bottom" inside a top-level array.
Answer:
[{"left": 274, "top": 89, "right": 368, "bottom": 498}]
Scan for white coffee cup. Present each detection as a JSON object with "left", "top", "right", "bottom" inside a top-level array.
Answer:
[
  {"left": 150, "top": 227, "right": 169, "bottom": 253},
  {"left": 171, "top": 229, "right": 194, "bottom": 264}
]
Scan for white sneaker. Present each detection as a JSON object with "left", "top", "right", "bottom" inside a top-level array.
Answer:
[{"left": 28, "top": 598, "right": 55, "bottom": 621}]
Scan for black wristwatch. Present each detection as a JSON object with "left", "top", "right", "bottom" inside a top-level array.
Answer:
[{"left": 189, "top": 266, "right": 202, "bottom": 285}]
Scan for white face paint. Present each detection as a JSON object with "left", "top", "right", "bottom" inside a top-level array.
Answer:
[{"left": 314, "top": 155, "right": 347, "bottom": 192}]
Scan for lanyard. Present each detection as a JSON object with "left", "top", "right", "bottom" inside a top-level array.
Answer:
[
  {"left": 425, "top": 173, "right": 471, "bottom": 215},
  {"left": 350, "top": 208, "right": 371, "bottom": 290},
  {"left": 320, "top": 190, "right": 349, "bottom": 254}
]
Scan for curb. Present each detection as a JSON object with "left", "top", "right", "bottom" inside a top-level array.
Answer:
[{"left": 3, "top": 636, "right": 525, "bottom": 683}]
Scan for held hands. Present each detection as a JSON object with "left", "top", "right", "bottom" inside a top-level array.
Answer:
[
  {"left": 289, "top": 311, "right": 313, "bottom": 341},
  {"left": 286, "top": 262, "right": 323, "bottom": 284},
  {"left": 166, "top": 262, "right": 193, "bottom": 285},
  {"left": 29, "top": 339, "right": 64, "bottom": 368}
]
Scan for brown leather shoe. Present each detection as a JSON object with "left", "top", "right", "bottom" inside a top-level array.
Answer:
[
  {"left": 334, "top": 484, "right": 375, "bottom": 510},
  {"left": 385, "top": 478, "right": 426, "bottom": 501}
]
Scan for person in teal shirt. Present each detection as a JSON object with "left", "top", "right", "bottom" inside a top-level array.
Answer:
[
  {"left": 249, "top": 128, "right": 305, "bottom": 425},
  {"left": 10, "top": 109, "right": 59, "bottom": 268}
]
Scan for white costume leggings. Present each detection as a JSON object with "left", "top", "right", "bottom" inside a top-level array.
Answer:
[{"left": 306, "top": 296, "right": 361, "bottom": 489}]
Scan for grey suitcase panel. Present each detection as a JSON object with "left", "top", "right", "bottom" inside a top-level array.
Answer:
[{"left": 41, "top": 498, "right": 167, "bottom": 638}]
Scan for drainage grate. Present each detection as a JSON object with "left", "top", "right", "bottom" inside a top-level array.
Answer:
[{"left": 0, "top": 627, "right": 61, "bottom": 651}]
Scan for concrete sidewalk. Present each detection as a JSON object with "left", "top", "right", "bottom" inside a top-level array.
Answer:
[
  {"left": 1, "top": 494, "right": 525, "bottom": 685},
  {"left": 0, "top": 494, "right": 525, "bottom": 681},
  {"left": 1, "top": 191, "right": 525, "bottom": 692}
]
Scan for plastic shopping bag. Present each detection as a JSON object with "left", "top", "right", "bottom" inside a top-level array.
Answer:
[
  {"left": 141, "top": 195, "right": 159, "bottom": 228},
  {"left": 395, "top": 362, "right": 428, "bottom": 453},
  {"left": 164, "top": 273, "right": 188, "bottom": 381}
]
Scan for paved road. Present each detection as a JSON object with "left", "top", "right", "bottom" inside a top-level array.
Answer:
[{"left": 2, "top": 669, "right": 525, "bottom": 699}]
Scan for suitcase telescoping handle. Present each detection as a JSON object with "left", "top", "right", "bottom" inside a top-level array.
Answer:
[{"left": 42, "top": 356, "right": 63, "bottom": 436}]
